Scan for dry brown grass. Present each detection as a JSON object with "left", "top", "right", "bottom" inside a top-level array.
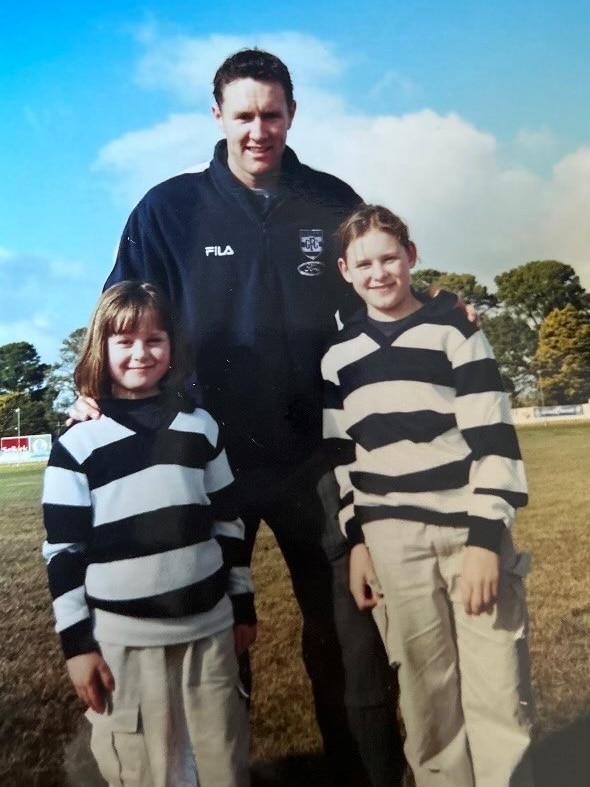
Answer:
[
  {"left": 515, "top": 423, "right": 590, "bottom": 737},
  {"left": 1, "top": 421, "right": 589, "bottom": 785}
]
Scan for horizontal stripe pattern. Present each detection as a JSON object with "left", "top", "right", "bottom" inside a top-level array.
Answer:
[
  {"left": 90, "top": 465, "right": 210, "bottom": 527},
  {"left": 339, "top": 345, "right": 455, "bottom": 391},
  {"left": 42, "top": 504, "right": 93, "bottom": 544},
  {"left": 53, "top": 586, "right": 91, "bottom": 633},
  {"left": 169, "top": 408, "right": 218, "bottom": 442},
  {"left": 42, "top": 465, "right": 91, "bottom": 507},
  {"left": 454, "top": 357, "right": 504, "bottom": 395},
  {"left": 87, "top": 566, "right": 228, "bottom": 619},
  {"left": 346, "top": 380, "right": 455, "bottom": 423},
  {"left": 454, "top": 391, "right": 512, "bottom": 430},
  {"left": 44, "top": 547, "right": 88, "bottom": 599},
  {"left": 322, "top": 332, "right": 380, "bottom": 385},
  {"left": 58, "top": 416, "right": 134, "bottom": 464},
  {"left": 355, "top": 428, "right": 471, "bottom": 476},
  {"left": 42, "top": 403, "right": 255, "bottom": 657},
  {"left": 321, "top": 299, "right": 527, "bottom": 551},
  {"left": 85, "top": 541, "right": 223, "bottom": 600},
  {"left": 228, "top": 566, "right": 256, "bottom": 596},
  {"left": 92, "top": 596, "right": 233, "bottom": 649},
  {"left": 203, "top": 450, "right": 236, "bottom": 494},
  {"left": 88, "top": 505, "right": 214, "bottom": 562},
  {"left": 349, "top": 410, "right": 457, "bottom": 450}
]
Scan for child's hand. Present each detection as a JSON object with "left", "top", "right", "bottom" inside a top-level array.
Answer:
[
  {"left": 461, "top": 545, "right": 500, "bottom": 615},
  {"left": 349, "top": 543, "right": 383, "bottom": 610},
  {"left": 233, "top": 623, "right": 257, "bottom": 657},
  {"left": 66, "top": 651, "right": 115, "bottom": 713}
]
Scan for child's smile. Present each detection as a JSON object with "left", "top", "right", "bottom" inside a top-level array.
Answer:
[
  {"left": 338, "top": 228, "right": 422, "bottom": 321},
  {"left": 107, "top": 315, "right": 171, "bottom": 399}
]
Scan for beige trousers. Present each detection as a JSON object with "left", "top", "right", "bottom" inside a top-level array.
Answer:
[
  {"left": 86, "top": 628, "right": 250, "bottom": 787},
  {"left": 364, "top": 521, "right": 534, "bottom": 787}
]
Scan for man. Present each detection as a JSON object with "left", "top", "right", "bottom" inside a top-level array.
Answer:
[{"left": 79, "top": 49, "right": 405, "bottom": 787}]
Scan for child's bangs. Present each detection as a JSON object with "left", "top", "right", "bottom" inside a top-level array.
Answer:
[{"left": 108, "top": 303, "right": 163, "bottom": 335}]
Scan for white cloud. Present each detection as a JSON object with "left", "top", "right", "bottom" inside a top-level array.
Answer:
[
  {"left": 96, "top": 30, "right": 590, "bottom": 290},
  {"left": 513, "top": 125, "right": 556, "bottom": 156},
  {"left": 368, "top": 70, "right": 420, "bottom": 102},
  {"left": 133, "top": 29, "right": 343, "bottom": 105},
  {"left": 93, "top": 113, "right": 219, "bottom": 207},
  {"left": 542, "top": 148, "right": 590, "bottom": 271}
]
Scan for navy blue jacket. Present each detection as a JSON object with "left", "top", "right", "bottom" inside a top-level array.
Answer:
[{"left": 106, "top": 141, "right": 362, "bottom": 478}]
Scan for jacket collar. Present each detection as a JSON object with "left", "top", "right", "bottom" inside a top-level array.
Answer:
[
  {"left": 211, "top": 139, "right": 303, "bottom": 196},
  {"left": 345, "top": 289, "right": 459, "bottom": 330}
]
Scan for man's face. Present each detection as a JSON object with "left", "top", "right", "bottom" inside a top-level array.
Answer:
[{"left": 212, "top": 78, "right": 296, "bottom": 189}]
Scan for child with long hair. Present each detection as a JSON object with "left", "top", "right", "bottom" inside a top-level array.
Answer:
[
  {"left": 322, "top": 205, "right": 534, "bottom": 787},
  {"left": 42, "top": 281, "right": 255, "bottom": 787}
]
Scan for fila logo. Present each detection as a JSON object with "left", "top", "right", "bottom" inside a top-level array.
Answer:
[{"left": 205, "top": 245, "right": 234, "bottom": 257}]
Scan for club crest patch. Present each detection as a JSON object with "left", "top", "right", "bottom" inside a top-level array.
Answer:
[
  {"left": 299, "top": 229, "right": 323, "bottom": 258},
  {"left": 298, "top": 229, "right": 325, "bottom": 276}
]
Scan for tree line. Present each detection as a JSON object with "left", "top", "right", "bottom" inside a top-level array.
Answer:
[
  {"left": 414, "top": 259, "right": 590, "bottom": 406},
  {"left": 1, "top": 260, "right": 589, "bottom": 438},
  {"left": 0, "top": 329, "right": 84, "bottom": 439}
]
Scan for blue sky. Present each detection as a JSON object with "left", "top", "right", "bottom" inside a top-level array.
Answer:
[{"left": 1, "top": 0, "right": 589, "bottom": 363}]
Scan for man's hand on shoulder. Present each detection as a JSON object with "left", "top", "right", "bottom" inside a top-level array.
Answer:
[
  {"left": 66, "top": 396, "right": 101, "bottom": 426},
  {"left": 454, "top": 295, "right": 481, "bottom": 326},
  {"left": 426, "top": 286, "right": 481, "bottom": 327}
]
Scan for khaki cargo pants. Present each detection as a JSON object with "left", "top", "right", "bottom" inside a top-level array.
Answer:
[
  {"left": 86, "top": 628, "right": 250, "bottom": 787},
  {"left": 364, "top": 521, "right": 534, "bottom": 787}
]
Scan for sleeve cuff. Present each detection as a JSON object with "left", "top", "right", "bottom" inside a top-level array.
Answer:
[
  {"left": 466, "top": 517, "right": 505, "bottom": 554},
  {"left": 60, "top": 618, "right": 99, "bottom": 660},
  {"left": 346, "top": 517, "right": 366, "bottom": 546},
  {"left": 231, "top": 593, "right": 257, "bottom": 626}
]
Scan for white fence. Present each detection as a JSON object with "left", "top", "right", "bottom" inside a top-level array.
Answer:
[{"left": 512, "top": 401, "right": 590, "bottom": 425}]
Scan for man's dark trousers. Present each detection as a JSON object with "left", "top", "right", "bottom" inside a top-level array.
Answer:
[{"left": 238, "top": 457, "right": 405, "bottom": 787}]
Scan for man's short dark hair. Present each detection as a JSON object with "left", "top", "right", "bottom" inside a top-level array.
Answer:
[{"left": 213, "top": 48, "right": 294, "bottom": 106}]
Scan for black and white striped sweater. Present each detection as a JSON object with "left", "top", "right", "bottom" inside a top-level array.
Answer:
[
  {"left": 42, "top": 396, "right": 255, "bottom": 659},
  {"left": 321, "top": 293, "right": 527, "bottom": 552}
]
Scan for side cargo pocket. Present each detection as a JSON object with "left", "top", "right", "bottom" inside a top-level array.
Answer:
[{"left": 85, "top": 705, "right": 152, "bottom": 787}]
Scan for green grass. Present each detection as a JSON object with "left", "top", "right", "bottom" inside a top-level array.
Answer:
[{"left": 1, "top": 423, "right": 590, "bottom": 785}]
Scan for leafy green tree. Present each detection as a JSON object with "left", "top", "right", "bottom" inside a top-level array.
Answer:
[
  {"left": 495, "top": 261, "right": 589, "bottom": 328},
  {"left": 413, "top": 268, "right": 496, "bottom": 310},
  {"left": 0, "top": 342, "right": 49, "bottom": 394},
  {"left": 46, "top": 327, "right": 86, "bottom": 410},
  {"left": 0, "top": 391, "right": 58, "bottom": 438},
  {"left": 0, "top": 392, "right": 22, "bottom": 437},
  {"left": 412, "top": 268, "right": 445, "bottom": 291},
  {"left": 482, "top": 313, "right": 537, "bottom": 402},
  {"left": 435, "top": 273, "right": 496, "bottom": 310},
  {"left": 533, "top": 304, "right": 590, "bottom": 404},
  {"left": 0, "top": 341, "right": 64, "bottom": 437}
]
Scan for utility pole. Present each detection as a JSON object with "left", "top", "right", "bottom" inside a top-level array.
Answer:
[{"left": 536, "top": 372, "right": 545, "bottom": 407}]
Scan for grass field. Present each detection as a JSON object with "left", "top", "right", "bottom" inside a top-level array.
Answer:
[{"left": 1, "top": 423, "right": 589, "bottom": 786}]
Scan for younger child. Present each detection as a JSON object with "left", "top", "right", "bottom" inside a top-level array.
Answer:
[
  {"left": 42, "top": 281, "right": 255, "bottom": 787},
  {"left": 322, "top": 205, "right": 534, "bottom": 787}
]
